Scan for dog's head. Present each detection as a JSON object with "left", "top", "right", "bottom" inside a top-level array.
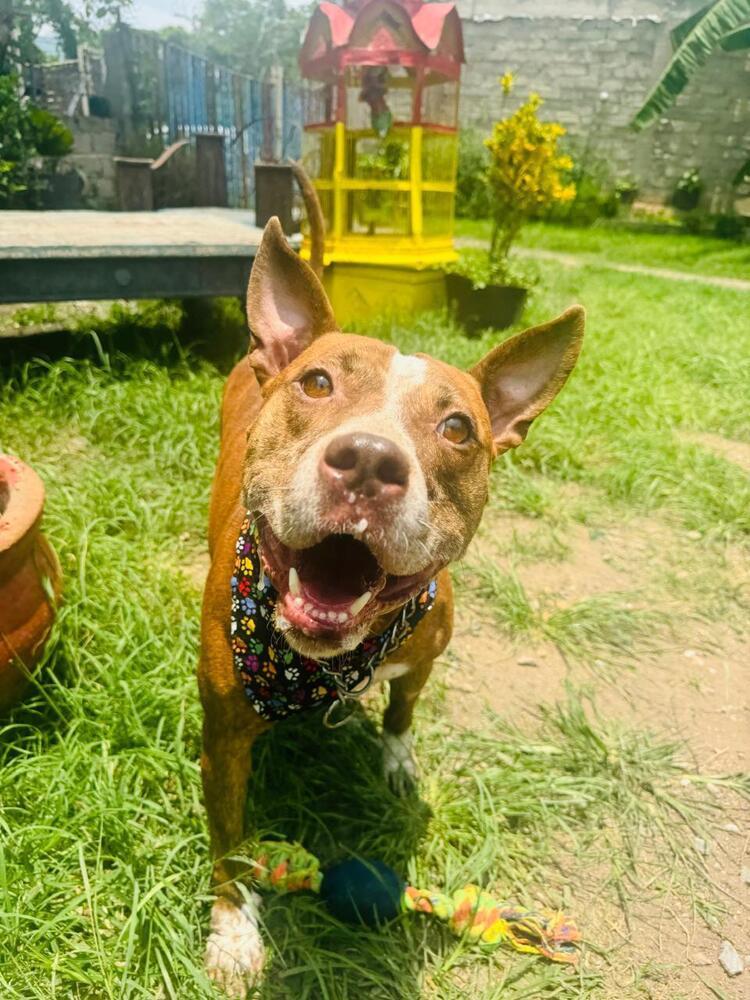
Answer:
[{"left": 242, "top": 219, "right": 584, "bottom": 658}]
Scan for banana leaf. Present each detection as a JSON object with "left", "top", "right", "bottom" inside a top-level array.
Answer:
[
  {"left": 670, "top": 3, "right": 714, "bottom": 50},
  {"left": 632, "top": 0, "right": 750, "bottom": 130},
  {"left": 720, "top": 23, "right": 750, "bottom": 48}
]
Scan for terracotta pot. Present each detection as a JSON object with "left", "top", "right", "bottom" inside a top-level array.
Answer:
[{"left": 0, "top": 455, "right": 63, "bottom": 711}]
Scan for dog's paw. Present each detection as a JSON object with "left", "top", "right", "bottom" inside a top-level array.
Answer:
[
  {"left": 205, "top": 895, "right": 265, "bottom": 998},
  {"left": 382, "top": 728, "right": 417, "bottom": 796}
]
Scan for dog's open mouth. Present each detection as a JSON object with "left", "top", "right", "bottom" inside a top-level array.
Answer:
[{"left": 257, "top": 517, "right": 436, "bottom": 639}]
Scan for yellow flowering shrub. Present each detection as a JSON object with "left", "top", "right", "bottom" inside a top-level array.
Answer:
[{"left": 485, "top": 81, "right": 575, "bottom": 277}]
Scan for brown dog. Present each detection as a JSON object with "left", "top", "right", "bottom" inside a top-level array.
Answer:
[{"left": 199, "top": 216, "right": 584, "bottom": 995}]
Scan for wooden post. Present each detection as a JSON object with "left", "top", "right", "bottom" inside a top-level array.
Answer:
[
  {"left": 235, "top": 75, "right": 248, "bottom": 208},
  {"left": 102, "top": 25, "right": 136, "bottom": 150},
  {"left": 114, "top": 158, "right": 154, "bottom": 210},
  {"left": 272, "top": 65, "right": 284, "bottom": 162},
  {"left": 196, "top": 133, "right": 228, "bottom": 207},
  {"left": 254, "top": 163, "right": 294, "bottom": 233},
  {"left": 261, "top": 72, "right": 274, "bottom": 163}
]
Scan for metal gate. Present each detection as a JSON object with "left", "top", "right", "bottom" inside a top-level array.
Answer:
[{"left": 102, "top": 25, "right": 303, "bottom": 208}]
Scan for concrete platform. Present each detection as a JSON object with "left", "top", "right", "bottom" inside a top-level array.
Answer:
[{"left": 0, "top": 208, "right": 267, "bottom": 303}]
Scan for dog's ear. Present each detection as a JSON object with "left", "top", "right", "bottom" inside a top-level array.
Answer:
[
  {"left": 469, "top": 305, "right": 585, "bottom": 456},
  {"left": 247, "top": 217, "right": 337, "bottom": 383}
]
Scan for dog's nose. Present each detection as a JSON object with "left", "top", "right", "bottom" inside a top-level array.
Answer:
[{"left": 322, "top": 432, "right": 410, "bottom": 498}]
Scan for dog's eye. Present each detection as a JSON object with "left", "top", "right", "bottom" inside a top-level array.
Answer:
[
  {"left": 301, "top": 371, "right": 333, "bottom": 398},
  {"left": 439, "top": 414, "right": 472, "bottom": 445}
]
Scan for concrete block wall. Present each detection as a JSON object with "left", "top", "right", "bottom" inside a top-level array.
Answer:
[
  {"left": 62, "top": 116, "right": 117, "bottom": 207},
  {"left": 457, "top": 0, "right": 750, "bottom": 209}
]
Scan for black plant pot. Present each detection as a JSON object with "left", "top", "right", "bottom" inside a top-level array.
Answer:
[
  {"left": 672, "top": 188, "right": 701, "bottom": 212},
  {"left": 446, "top": 273, "right": 527, "bottom": 334}
]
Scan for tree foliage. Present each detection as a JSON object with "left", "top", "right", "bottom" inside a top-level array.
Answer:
[
  {"left": 0, "top": 72, "right": 73, "bottom": 206},
  {"left": 182, "top": 0, "right": 310, "bottom": 78},
  {"left": 0, "top": 0, "right": 130, "bottom": 71}
]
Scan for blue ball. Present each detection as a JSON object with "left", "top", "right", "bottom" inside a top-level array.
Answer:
[{"left": 320, "top": 858, "right": 404, "bottom": 927}]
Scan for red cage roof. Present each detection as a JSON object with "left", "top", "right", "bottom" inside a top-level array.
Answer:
[{"left": 300, "top": 0, "right": 465, "bottom": 81}]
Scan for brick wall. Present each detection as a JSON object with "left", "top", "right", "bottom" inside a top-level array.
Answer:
[{"left": 457, "top": 0, "right": 750, "bottom": 210}]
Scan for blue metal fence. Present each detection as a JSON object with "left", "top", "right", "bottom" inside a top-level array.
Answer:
[{"left": 113, "top": 25, "right": 302, "bottom": 208}]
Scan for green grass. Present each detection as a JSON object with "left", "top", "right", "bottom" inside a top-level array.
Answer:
[
  {"left": 455, "top": 218, "right": 750, "bottom": 282},
  {"left": 2, "top": 227, "right": 750, "bottom": 997},
  {"left": 370, "top": 261, "right": 750, "bottom": 541}
]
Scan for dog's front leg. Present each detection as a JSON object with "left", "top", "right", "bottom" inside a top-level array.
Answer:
[
  {"left": 381, "top": 577, "right": 453, "bottom": 795},
  {"left": 381, "top": 660, "right": 433, "bottom": 795},
  {"left": 201, "top": 701, "right": 270, "bottom": 998}
]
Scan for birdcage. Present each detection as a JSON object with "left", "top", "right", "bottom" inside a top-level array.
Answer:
[{"left": 299, "top": 0, "right": 464, "bottom": 320}]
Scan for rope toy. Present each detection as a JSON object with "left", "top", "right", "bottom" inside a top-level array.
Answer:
[{"left": 239, "top": 839, "right": 581, "bottom": 964}]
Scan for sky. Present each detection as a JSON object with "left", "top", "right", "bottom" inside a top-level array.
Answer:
[
  {"left": 122, "top": 0, "right": 311, "bottom": 30},
  {"left": 36, "top": 0, "right": 194, "bottom": 55},
  {"left": 38, "top": 0, "right": 309, "bottom": 54},
  {"left": 124, "top": 0, "right": 199, "bottom": 31}
]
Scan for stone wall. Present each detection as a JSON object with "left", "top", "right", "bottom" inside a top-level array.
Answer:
[
  {"left": 62, "top": 116, "right": 117, "bottom": 208},
  {"left": 25, "top": 49, "right": 116, "bottom": 208},
  {"left": 457, "top": 0, "right": 750, "bottom": 210}
]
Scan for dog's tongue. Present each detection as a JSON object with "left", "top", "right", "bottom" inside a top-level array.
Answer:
[
  {"left": 259, "top": 519, "right": 435, "bottom": 637},
  {"left": 297, "top": 534, "right": 383, "bottom": 609}
]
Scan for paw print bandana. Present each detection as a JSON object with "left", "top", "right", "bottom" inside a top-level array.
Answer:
[{"left": 231, "top": 514, "right": 437, "bottom": 725}]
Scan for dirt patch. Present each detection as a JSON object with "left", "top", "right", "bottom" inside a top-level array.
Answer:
[
  {"left": 447, "top": 506, "right": 750, "bottom": 998},
  {"left": 62, "top": 434, "right": 91, "bottom": 456},
  {"left": 679, "top": 431, "right": 750, "bottom": 476},
  {"left": 440, "top": 610, "right": 569, "bottom": 730},
  {"left": 468, "top": 508, "right": 675, "bottom": 601},
  {"left": 587, "top": 805, "right": 750, "bottom": 997},
  {"left": 180, "top": 546, "right": 210, "bottom": 590}
]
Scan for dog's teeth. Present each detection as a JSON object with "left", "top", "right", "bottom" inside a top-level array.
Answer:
[
  {"left": 346, "top": 491, "right": 356, "bottom": 504},
  {"left": 349, "top": 591, "right": 372, "bottom": 616},
  {"left": 293, "top": 596, "right": 303, "bottom": 607},
  {"left": 337, "top": 611, "right": 348, "bottom": 623},
  {"left": 353, "top": 518, "right": 368, "bottom": 534},
  {"left": 288, "top": 566, "right": 301, "bottom": 596},
  {"left": 304, "top": 601, "right": 313, "bottom": 613}
]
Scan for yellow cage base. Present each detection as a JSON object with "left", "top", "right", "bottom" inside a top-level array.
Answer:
[{"left": 323, "top": 262, "right": 447, "bottom": 328}]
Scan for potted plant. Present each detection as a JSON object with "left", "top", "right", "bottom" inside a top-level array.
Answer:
[
  {"left": 447, "top": 75, "right": 576, "bottom": 333},
  {"left": 672, "top": 168, "right": 703, "bottom": 212},
  {"left": 615, "top": 177, "right": 639, "bottom": 206},
  {"left": 732, "top": 157, "right": 750, "bottom": 223},
  {"left": 446, "top": 250, "right": 534, "bottom": 333},
  {"left": 0, "top": 455, "right": 63, "bottom": 711}
]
